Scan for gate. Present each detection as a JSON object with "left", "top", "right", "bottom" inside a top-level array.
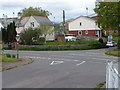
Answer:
[{"left": 106, "top": 60, "right": 120, "bottom": 89}]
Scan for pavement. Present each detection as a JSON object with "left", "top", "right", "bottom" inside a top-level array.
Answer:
[{"left": 2, "top": 48, "right": 118, "bottom": 88}]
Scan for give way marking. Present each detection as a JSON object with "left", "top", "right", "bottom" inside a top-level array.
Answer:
[
  {"left": 76, "top": 61, "right": 86, "bottom": 66},
  {"left": 50, "top": 61, "right": 64, "bottom": 65}
]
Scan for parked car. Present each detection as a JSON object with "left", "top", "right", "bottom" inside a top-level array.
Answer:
[
  {"left": 65, "top": 34, "right": 77, "bottom": 41},
  {"left": 106, "top": 41, "right": 117, "bottom": 47}
]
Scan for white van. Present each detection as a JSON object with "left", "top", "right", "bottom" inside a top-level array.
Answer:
[{"left": 65, "top": 34, "right": 76, "bottom": 41}]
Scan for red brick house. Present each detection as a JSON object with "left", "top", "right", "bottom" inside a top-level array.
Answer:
[{"left": 61, "top": 16, "right": 102, "bottom": 38}]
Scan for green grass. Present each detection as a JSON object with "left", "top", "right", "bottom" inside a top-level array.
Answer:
[
  {"left": 105, "top": 49, "right": 120, "bottom": 57},
  {"left": 112, "top": 37, "right": 120, "bottom": 43},
  {"left": 94, "top": 82, "right": 105, "bottom": 90},
  {"left": 0, "top": 54, "right": 22, "bottom": 62},
  {"left": 43, "top": 40, "right": 100, "bottom": 45}
]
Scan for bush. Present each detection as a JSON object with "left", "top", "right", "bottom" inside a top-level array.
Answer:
[
  {"left": 6, "top": 54, "right": 11, "bottom": 58},
  {"left": 20, "top": 28, "right": 42, "bottom": 45},
  {"left": 99, "top": 38, "right": 103, "bottom": 43},
  {"left": 89, "top": 43, "right": 108, "bottom": 49},
  {"left": 38, "top": 37, "right": 45, "bottom": 45},
  {"left": 12, "top": 55, "right": 16, "bottom": 58}
]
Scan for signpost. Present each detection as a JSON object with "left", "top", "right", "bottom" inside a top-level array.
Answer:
[{"left": 15, "top": 34, "right": 20, "bottom": 59}]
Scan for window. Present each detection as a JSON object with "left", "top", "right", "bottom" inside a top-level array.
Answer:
[
  {"left": 85, "top": 30, "right": 88, "bottom": 34},
  {"left": 80, "top": 22, "right": 82, "bottom": 26},
  {"left": 95, "top": 21, "right": 97, "bottom": 25},
  {"left": 31, "top": 22, "right": 34, "bottom": 27},
  {"left": 78, "top": 31, "right": 82, "bottom": 35}
]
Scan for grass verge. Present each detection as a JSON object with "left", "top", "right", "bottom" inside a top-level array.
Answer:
[
  {"left": 94, "top": 82, "right": 106, "bottom": 90},
  {"left": 105, "top": 49, "right": 120, "bottom": 57},
  {"left": 0, "top": 54, "right": 22, "bottom": 62}
]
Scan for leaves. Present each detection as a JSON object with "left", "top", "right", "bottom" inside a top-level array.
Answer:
[
  {"left": 20, "top": 28, "right": 41, "bottom": 45},
  {"left": 21, "top": 7, "right": 52, "bottom": 17},
  {"left": 94, "top": 2, "right": 120, "bottom": 31}
]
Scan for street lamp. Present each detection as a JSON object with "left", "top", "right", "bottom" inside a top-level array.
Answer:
[{"left": 15, "top": 34, "right": 20, "bottom": 59}]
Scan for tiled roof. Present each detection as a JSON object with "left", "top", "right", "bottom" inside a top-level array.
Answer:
[{"left": 33, "top": 16, "right": 53, "bottom": 25}]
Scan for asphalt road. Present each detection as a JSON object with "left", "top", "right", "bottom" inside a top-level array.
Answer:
[{"left": 2, "top": 48, "right": 118, "bottom": 88}]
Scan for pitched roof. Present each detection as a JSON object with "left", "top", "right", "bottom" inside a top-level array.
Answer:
[
  {"left": 32, "top": 16, "right": 53, "bottom": 25},
  {"left": 0, "top": 16, "right": 53, "bottom": 27},
  {"left": 19, "top": 16, "right": 30, "bottom": 26}
]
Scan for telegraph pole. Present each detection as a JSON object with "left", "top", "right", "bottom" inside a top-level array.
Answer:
[
  {"left": 63, "top": 10, "right": 66, "bottom": 42},
  {"left": 63, "top": 10, "right": 65, "bottom": 30},
  {"left": 86, "top": 7, "right": 88, "bottom": 16}
]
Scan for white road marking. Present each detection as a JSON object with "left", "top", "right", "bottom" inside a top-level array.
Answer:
[
  {"left": 92, "top": 58, "right": 108, "bottom": 61},
  {"left": 76, "top": 61, "right": 86, "bottom": 66},
  {"left": 50, "top": 61, "right": 64, "bottom": 65},
  {"left": 92, "top": 58, "right": 117, "bottom": 61}
]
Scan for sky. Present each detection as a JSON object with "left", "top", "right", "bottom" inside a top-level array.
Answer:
[{"left": 0, "top": 0, "right": 97, "bottom": 23}]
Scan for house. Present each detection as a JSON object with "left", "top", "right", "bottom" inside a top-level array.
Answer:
[
  {"left": 0, "top": 16, "right": 55, "bottom": 41},
  {"left": 60, "top": 16, "right": 102, "bottom": 40},
  {"left": 16, "top": 16, "right": 54, "bottom": 41},
  {"left": 0, "top": 23, "right": 3, "bottom": 29},
  {"left": 0, "top": 17, "right": 18, "bottom": 28}
]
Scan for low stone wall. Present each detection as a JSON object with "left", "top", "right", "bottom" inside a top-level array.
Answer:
[{"left": 18, "top": 44, "right": 90, "bottom": 49}]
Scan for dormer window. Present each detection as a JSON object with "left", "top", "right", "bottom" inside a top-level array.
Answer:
[
  {"left": 31, "top": 22, "right": 34, "bottom": 27},
  {"left": 80, "top": 22, "right": 82, "bottom": 26}
]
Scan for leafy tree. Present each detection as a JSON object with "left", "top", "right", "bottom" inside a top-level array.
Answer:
[
  {"left": 94, "top": 2, "right": 120, "bottom": 31},
  {"left": 20, "top": 28, "right": 42, "bottom": 45},
  {"left": 20, "top": 7, "right": 52, "bottom": 17},
  {"left": 37, "top": 24, "right": 53, "bottom": 43}
]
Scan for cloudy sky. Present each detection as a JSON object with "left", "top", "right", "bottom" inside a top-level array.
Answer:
[{"left": 0, "top": 0, "right": 96, "bottom": 23}]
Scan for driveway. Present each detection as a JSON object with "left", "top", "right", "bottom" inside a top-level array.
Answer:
[{"left": 2, "top": 48, "right": 118, "bottom": 88}]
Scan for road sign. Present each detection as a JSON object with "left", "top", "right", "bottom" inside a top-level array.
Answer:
[{"left": 15, "top": 36, "right": 20, "bottom": 42}]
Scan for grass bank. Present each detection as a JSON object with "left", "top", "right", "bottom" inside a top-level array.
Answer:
[
  {"left": 0, "top": 54, "right": 21, "bottom": 62},
  {"left": 105, "top": 49, "right": 120, "bottom": 57}
]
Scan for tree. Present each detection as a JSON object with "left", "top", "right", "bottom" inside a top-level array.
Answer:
[
  {"left": 94, "top": 2, "right": 120, "bottom": 31},
  {"left": 37, "top": 24, "right": 53, "bottom": 43},
  {"left": 1, "top": 28, "right": 8, "bottom": 43},
  {"left": 7, "top": 21, "right": 17, "bottom": 43},
  {"left": 20, "top": 28, "right": 42, "bottom": 45},
  {"left": 1, "top": 22, "right": 17, "bottom": 44},
  {"left": 20, "top": 7, "right": 52, "bottom": 17}
]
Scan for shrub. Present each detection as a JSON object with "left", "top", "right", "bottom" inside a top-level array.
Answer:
[
  {"left": 12, "top": 55, "right": 16, "bottom": 58},
  {"left": 38, "top": 37, "right": 45, "bottom": 45},
  {"left": 6, "top": 54, "right": 11, "bottom": 58},
  {"left": 99, "top": 38, "right": 103, "bottom": 43}
]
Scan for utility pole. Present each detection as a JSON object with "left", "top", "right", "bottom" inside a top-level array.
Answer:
[
  {"left": 63, "top": 10, "right": 66, "bottom": 42},
  {"left": 86, "top": 7, "right": 88, "bottom": 16},
  {"left": 63, "top": 10, "right": 65, "bottom": 31},
  {"left": 13, "top": 12, "right": 15, "bottom": 22}
]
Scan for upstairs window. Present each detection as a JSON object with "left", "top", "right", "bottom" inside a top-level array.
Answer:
[
  {"left": 31, "top": 22, "right": 34, "bottom": 27},
  {"left": 80, "top": 22, "right": 82, "bottom": 26}
]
